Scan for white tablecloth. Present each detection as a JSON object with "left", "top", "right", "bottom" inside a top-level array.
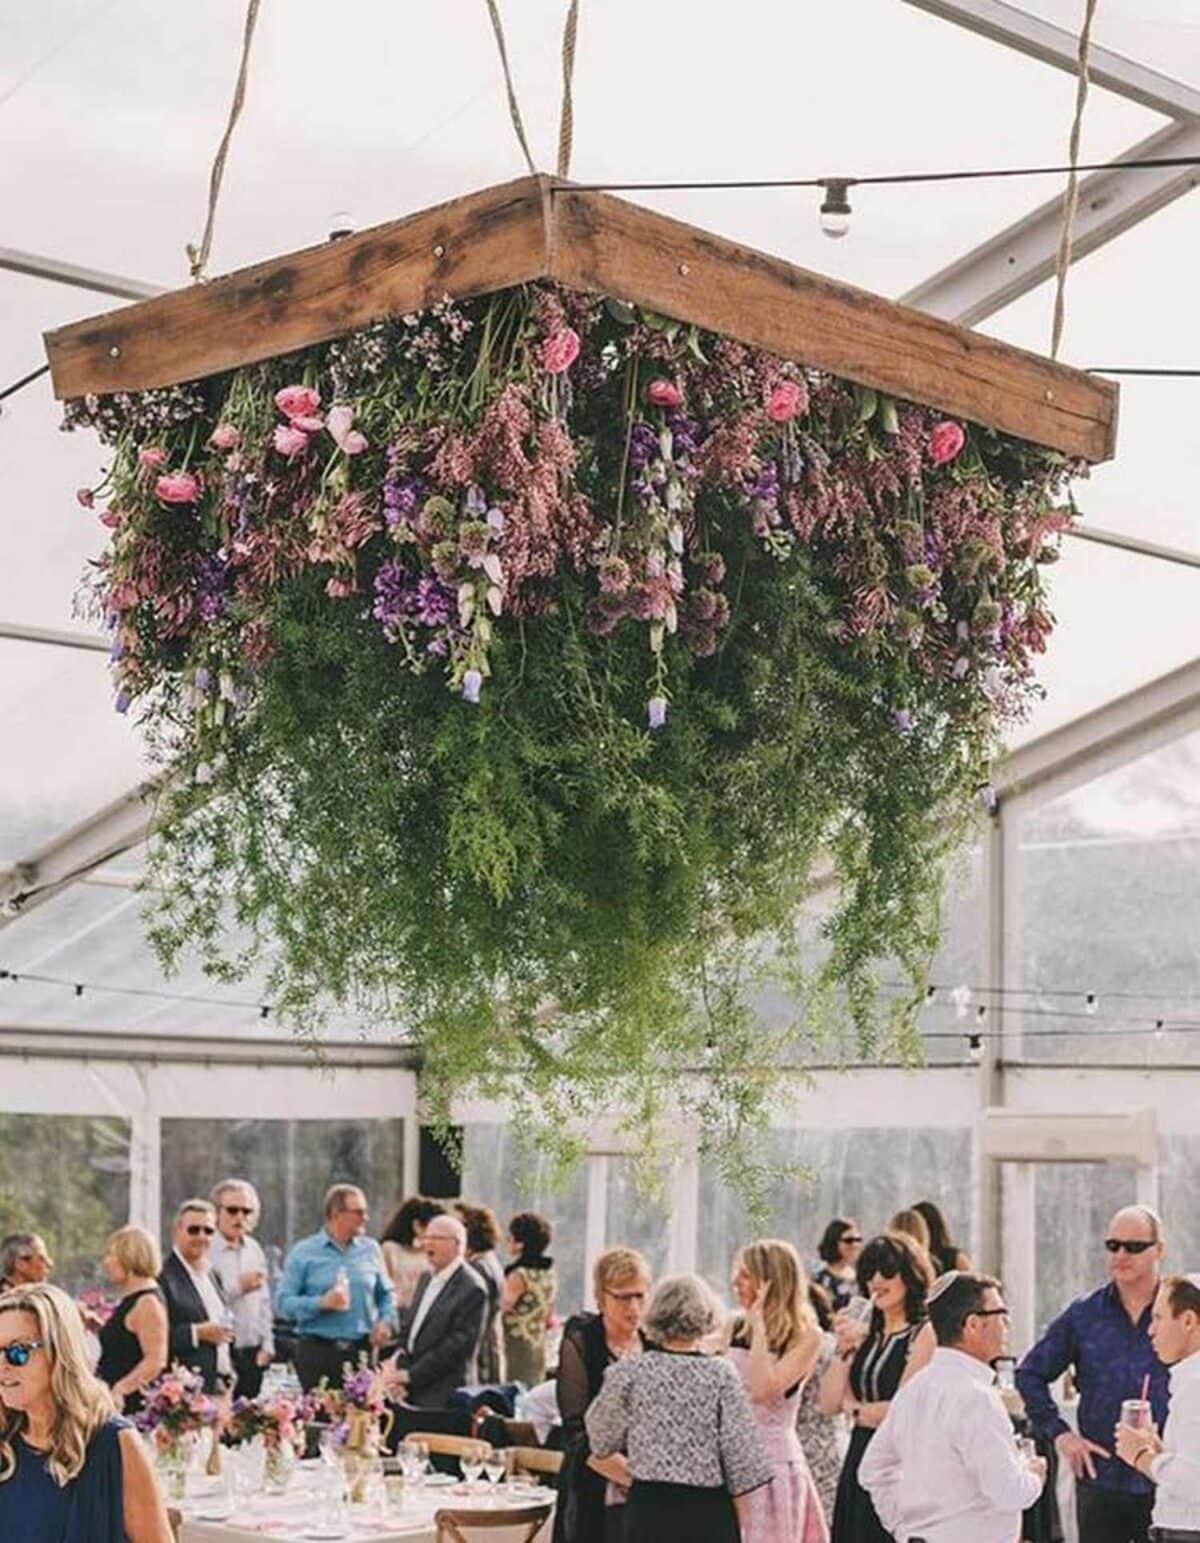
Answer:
[{"left": 177, "top": 1466, "right": 553, "bottom": 1543}]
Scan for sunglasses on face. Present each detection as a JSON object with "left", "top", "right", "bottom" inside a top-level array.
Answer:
[
  {"left": 185, "top": 1224, "right": 216, "bottom": 1237},
  {"left": 221, "top": 1205, "right": 253, "bottom": 1217},
  {"left": 0, "top": 1339, "right": 46, "bottom": 1368},
  {"left": 1106, "top": 1238, "right": 1156, "bottom": 1254},
  {"left": 841, "top": 1235, "right": 863, "bottom": 1245}
]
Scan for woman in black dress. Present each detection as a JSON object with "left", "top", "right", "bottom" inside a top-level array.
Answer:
[
  {"left": 820, "top": 1232, "right": 936, "bottom": 1542},
  {"left": 813, "top": 1218, "right": 863, "bottom": 1314},
  {"left": 554, "top": 1246, "right": 651, "bottom": 1543},
  {"left": 912, "top": 1200, "right": 971, "bottom": 1275},
  {"left": 95, "top": 1226, "right": 167, "bottom": 1415}
]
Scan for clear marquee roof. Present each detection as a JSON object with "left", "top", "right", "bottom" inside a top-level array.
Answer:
[{"left": 1, "top": 0, "right": 1197, "bottom": 1045}]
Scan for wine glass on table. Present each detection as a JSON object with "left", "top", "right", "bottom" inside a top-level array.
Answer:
[
  {"left": 483, "top": 1447, "right": 506, "bottom": 1501},
  {"left": 461, "top": 1445, "right": 485, "bottom": 1492}
]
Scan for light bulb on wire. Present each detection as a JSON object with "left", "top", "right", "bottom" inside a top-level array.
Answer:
[
  {"left": 967, "top": 1033, "right": 984, "bottom": 1063},
  {"left": 1085, "top": 992, "right": 1099, "bottom": 1016},
  {"left": 818, "top": 179, "right": 852, "bottom": 239},
  {"left": 328, "top": 209, "right": 357, "bottom": 241}
]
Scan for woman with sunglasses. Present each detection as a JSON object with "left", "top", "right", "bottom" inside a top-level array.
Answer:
[
  {"left": 814, "top": 1220, "right": 863, "bottom": 1315},
  {"left": 554, "top": 1246, "right": 651, "bottom": 1543},
  {"left": 820, "top": 1232, "right": 935, "bottom": 1542},
  {"left": 95, "top": 1226, "right": 167, "bottom": 1416},
  {"left": 0, "top": 1282, "right": 173, "bottom": 1541}
]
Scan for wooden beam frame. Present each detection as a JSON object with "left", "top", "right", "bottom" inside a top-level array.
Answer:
[{"left": 44, "top": 175, "right": 1117, "bottom": 462}]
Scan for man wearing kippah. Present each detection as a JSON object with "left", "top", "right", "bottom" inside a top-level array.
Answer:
[
  {"left": 860, "top": 1271, "right": 1044, "bottom": 1542},
  {"left": 1017, "top": 1206, "right": 1169, "bottom": 1543},
  {"left": 1116, "top": 1273, "right": 1200, "bottom": 1543}
]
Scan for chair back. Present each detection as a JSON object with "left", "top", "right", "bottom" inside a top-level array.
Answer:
[
  {"left": 435, "top": 1502, "right": 553, "bottom": 1543},
  {"left": 404, "top": 1430, "right": 491, "bottom": 1462},
  {"left": 507, "top": 1445, "right": 563, "bottom": 1481}
]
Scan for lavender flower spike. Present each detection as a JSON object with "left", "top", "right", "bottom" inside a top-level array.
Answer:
[
  {"left": 462, "top": 668, "right": 483, "bottom": 705},
  {"left": 648, "top": 695, "right": 668, "bottom": 730}
]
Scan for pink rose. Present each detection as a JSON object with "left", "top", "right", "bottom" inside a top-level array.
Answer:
[
  {"left": 765, "top": 381, "right": 806, "bottom": 423},
  {"left": 929, "top": 420, "right": 965, "bottom": 466},
  {"left": 138, "top": 447, "right": 167, "bottom": 468},
  {"left": 291, "top": 414, "right": 325, "bottom": 433},
  {"left": 274, "top": 384, "right": 321, "bottom": 420},
  {"left": 646, "top": 378, "right": 683, "bottom": 409},
  {"left": 273, "top": 423, "right": 309, "bottom": 458},
  {"left": 155, "top": 471, "right": 201, "bottom": 504},
  {"left": 539, "top": 327, "right": 581, "bottom": 374},
  {"left": 208, "top": 423, "right": 241, "bottom": 450},
  {"left": 75, "top": 487, "right": 95, "bottom": 508}
]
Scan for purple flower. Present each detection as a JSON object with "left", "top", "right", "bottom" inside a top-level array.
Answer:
[
  {"left": 414, "top": 575, "right": 453, "bottom": 627},
  {"left": 486, "top": 506, "right": 506, "bottom": 535},
  {"left": 115, "top": 689, "right": 131, "bottom": 715},
  {"left": 464, "top": 485, "right": 487, "bottom": 517},
  {"left": 893, "top": 708, "right": 913, "bottom": 734},
  {"left": 382, "top": 467, "right": 425, "bottom": 529},
  {"left": 629, "top": 423, "right": 660, "bottom": 473},
  {"left": 648, "top": 695, "right": 668, "bottom": 730},
  {"left": 462, "top": 668, "right": 483, "bottom": 704},
  {"left": 194, "top": 667, "right": 211, "bottom": 691}
]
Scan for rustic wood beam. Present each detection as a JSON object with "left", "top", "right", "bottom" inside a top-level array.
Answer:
[
  {"left": 44, "top": 175, "right": 1116, "bottom": 462},
  {"left": 43, "top": 177, "right": 551, "bottom": 400},
  {"left": 550, "top": 188, "right": 1116, "bottom": 463}
]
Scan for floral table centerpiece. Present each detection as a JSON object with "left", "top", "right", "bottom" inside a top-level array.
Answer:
[
  {"left": 134, "top": 1368, "right": 219, "bottom": 1501},
  {"left": 312, "top": 1367, "right": 393, "bottom": 1504},
  {"left": 227, "top": 1392, "right": 313, "bottom": 1492},
  {"left": 65, "top": 280, "right": 1083, "bottom": 1190}
]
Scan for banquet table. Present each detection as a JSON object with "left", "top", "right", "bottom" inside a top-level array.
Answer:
[{"left": 175, "top": 1465, "right": 554, "bottom": 1543}]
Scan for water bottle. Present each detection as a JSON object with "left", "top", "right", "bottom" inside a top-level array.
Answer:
[{"left": 335, "top": 1267, "right": 350, "bottom": 1307}]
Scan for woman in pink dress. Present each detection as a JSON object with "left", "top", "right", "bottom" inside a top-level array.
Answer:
[{"left": 727, "top": 1239, "right": 830, "bottom": 1543}]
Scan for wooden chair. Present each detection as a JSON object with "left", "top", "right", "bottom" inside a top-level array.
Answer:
[
  {"left": 507, "top": 1445, "right": 563, "bottom": 1482},
  {"left": 434, "top": 1501, "right": 553, "bottom": 1543},
  {"left": 402, "top": 1431, "right": 492, "bottom": 1462}
]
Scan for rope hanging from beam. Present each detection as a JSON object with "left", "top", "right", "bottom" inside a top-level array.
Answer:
[
  {"left": 1049, "top": 0, "right": 1100, "bottom": 359},
  {"left": 186, "top": 0, "right": 263, "bottom": 282}
]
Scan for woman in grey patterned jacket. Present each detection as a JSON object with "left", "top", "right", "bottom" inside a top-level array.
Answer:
[{"left": 587, "top": 1274, "right": 772, "bottom": 1543}]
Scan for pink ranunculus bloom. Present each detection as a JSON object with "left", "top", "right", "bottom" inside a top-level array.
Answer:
[
  {"left": 325, "top": 575, "right": 356, "bottom": 599},
  {"left": 155, "top": 471, "right": 201, "bottom": 504},
  {"left": 539, "top": 326, "right": 581, "bottom": 374},
  {"left": 646, "top": 378, "right": 683, "bottom": 409},
  {"left": 326, "top": 405, "right": 354, "bottom": 444},
  {"left": 208, "top": 423, "right": 241, "bottom": 451},
  {"left": 765, "top": 380, "right": 806, "bottom": 423},
  {"left": 275, "top": 384, "right": 321, "bottom": 420},
  {"left": 929, "top": 420, "right": 966, "bottom": 466},
  {"left": 75, "top": 487, "right": 95, "bottom": 508},
  {"left": 290, "top": 414, "right": 325, "bottom": 433},
  {"left": 138, "top": 446, "right": 168, "bottom": 469},
  {"left": 341, "top": 430, "right": 368, "bottom": 455},
  {"left": 273, "top": 423, "right": 309, "bottom": 458},
  {"left": 99, "top": 508, "right": 122, "bottom": 529}
]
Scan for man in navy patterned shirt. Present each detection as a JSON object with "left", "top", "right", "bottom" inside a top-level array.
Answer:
[{"left": 1017, "top": 1206, "right": 1169, "bottom": 1543}]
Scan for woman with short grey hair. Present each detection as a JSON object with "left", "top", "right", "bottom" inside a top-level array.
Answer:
[{"left": 587, "top": 1274, "right": 772, "bottom": 1542}]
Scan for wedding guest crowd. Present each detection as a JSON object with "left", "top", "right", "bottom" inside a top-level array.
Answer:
[{"left": 14, "top": 1176, "right": 1200, "bottom": 1543}]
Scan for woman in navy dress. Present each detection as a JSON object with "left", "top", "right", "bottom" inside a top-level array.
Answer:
[{"left": 0, "top": 1281, "right": 172, "bottom": 1541}]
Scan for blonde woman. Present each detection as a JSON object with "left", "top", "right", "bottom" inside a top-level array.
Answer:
[
  {"left": 0, "top": 1282, "right": 172, "bottom": 1541},
  {"left": 728, "top": 1239, "right": 829, "bottom": 1543},
  {"left": 96, "top": 1226, "right": 168, "bottom": 1414},
  {"left": 887, "top": 1208, "right": 931, "bottom": 1255}
]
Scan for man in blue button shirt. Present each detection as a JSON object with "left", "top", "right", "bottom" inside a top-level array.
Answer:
[
  {"left": 1017, "top": 1205, "right": 1169, "bottom": 1543},
  {"left": 276, "top": 1183, "right": 396, "bottom": 1391}
]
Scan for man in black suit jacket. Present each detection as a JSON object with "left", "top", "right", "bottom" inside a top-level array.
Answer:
[
  {"left": 386, "top": 1214, "right": 486, "bottom": 1409},
  {"left": 158, "top": 1198, "right": 235, "bottom": 1394}
]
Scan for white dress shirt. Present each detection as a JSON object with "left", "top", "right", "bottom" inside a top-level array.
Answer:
[
  {"left": 859, "top": 1346, "right": 1042, "bottom": 1543},
  {"left": 407, "top": 1255, "right": 464, "bottom": 1350},
  {"left": 175, "top": 1248, "right": 233, "bottom": 1381},
  {"left": 1150, "top": 1350, "right": 1200, "bottom": 1530},
  {"left": 210, "top": 1232, "right": 274, "bottom": 1355}
]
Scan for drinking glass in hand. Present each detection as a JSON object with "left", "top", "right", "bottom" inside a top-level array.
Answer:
[{"left": 1121, "top": 1399, "right": 1153, "bottom": 1430}]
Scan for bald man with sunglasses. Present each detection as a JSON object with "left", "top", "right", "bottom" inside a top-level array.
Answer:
[{"left": 1017, "top": 1206, "right": 1170, "bottom": 1543}]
